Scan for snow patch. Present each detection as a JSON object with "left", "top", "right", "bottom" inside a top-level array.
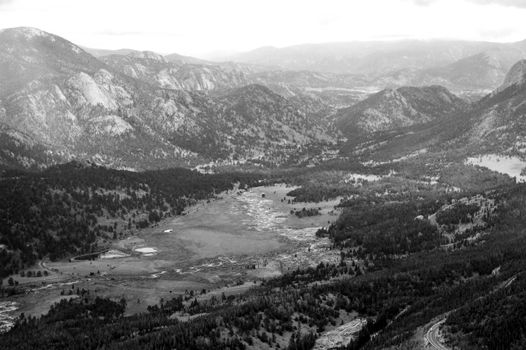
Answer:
[
  {"left": 100, "top": 249, "right": 130, "bottom": 259},
  {"left": 134, "top": 247, "right": 158, "bottom": 254},
  {"left": 466, "top": 154, "right": 526, "bottom": 183}
]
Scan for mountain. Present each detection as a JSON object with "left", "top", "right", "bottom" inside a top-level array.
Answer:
[
  {"left": 372, "top": 52, "right": 509, "bottom": 97},
  {"left": 464, "top": 70, "right": 526, "bottom": 157},
  {"left": 246, "top": 53, "right": 520, "bottom": 107},
  {"left": 228, "top": 40, "right": 526, "bottom": 76},
  {"left": 81, "top": 47, "right": 138, "bottom": 57},
  {"left": 0, "top": 124, "right": 63, "bottom": 170},
  {"left": 335, "top": 85, "right": 467, "bottom": 138},
  {"left": 249, "top": 70, "right": 372, "bottom": 108},
  {"left": 226, "top": 40, "right": 526, "bottom": 100},
  {"left": 0, "top": 28, "right": 336, "bottom": 170},
  {"left": 0, "top": 67, "right": 199, "bottom": 170},
  {"left": 100, "top": 51, "right": 248, "bottom": 91},
  {"left": 343, "top": 60, "right": 526, "bottom": 162},
  {"left": 0, "top": 27, "right": 106, "bottom": 97},
  {"left": 83, "top": 47, "right": 212, "bottom": 65},
  {"left": 496, "top": 59, "right": 526, "bottom": 92},
  {"left": 429, "top": 52, "right": 509, "bottom": 90},
  {"left": 164, "top": 52, "right": 211, "bottom": 66},
  {"left": 192, "top": 84, "right": 334, "bottom": 161}
]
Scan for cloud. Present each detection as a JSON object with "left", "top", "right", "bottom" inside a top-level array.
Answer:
[
  {"left": 95, "top": 30, "right": 144, "bottom": 36},
  {"left": 468, "top": 0, "right": 526, "bottom": 7},
  {"left": 411, "top": 0, "right": 436, "bottom": 5},
  {"left": 95, "top": 30, "right": 183, "bottom": 39},
  {"left": 407, "top": 0, "right": 526, "bottom": 7}
]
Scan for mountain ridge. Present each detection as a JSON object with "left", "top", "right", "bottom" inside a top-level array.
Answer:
[
  {"left": 344, "top": 62, "right": 526, "bottom": 162},
  {"left": 0, "top": 27, "right": 336, "bottom": 170},
  {"left": 226, "top": 39, "right": 526, "bottom": 75},
  {"left": 336, "top": 85, "right": 468, "bottom": 138}
]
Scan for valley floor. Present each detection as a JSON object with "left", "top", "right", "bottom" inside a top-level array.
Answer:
[{"left": 2, "top": 184, "right": 342, "bottom": 322}]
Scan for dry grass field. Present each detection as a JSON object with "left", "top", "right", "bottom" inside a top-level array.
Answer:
[{"left": 4, "top": 184, "right": 342, "bottom": 319}]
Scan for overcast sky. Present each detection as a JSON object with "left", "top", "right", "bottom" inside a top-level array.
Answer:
[{"left": 0, "top": 0, "right": 525, "bottom": 57}]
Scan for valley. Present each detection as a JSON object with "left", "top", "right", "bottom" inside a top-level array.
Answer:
[
  {"left": 1, "top": 14, "right": 526, "bottom": 350},
  {"left": 1, "top": 184, "right": 341, "bottom": 322}
]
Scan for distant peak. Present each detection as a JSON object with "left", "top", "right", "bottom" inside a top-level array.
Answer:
[
  {"left": 0, "top": 26, "right": 89, "bottom": 57},
  {"left": 128, "top": 50, "right": 166, "bottom": 62},
  {"left": 1, "top": 27, "right": 50, "bottom": 39}
]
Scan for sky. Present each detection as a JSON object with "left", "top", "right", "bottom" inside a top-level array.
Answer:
[{"left": 0, "top": 0, "right": 525, "bottom": 58}]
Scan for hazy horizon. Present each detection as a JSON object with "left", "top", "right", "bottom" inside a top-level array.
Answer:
[{"left": 1, "top": 0, "right": 526, "bottom": 58}]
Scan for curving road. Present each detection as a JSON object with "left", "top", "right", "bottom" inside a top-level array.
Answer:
[
  {"left": 425, "top": 319, "right": 449, "bottom": 350},
  {"left": 501, "top": 275, "right": 517, "bottom": 289},
  {"left": 424, "top": 274, "right": 517, "bottom": 349}
]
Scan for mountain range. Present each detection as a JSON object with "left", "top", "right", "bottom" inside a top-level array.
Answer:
[
  {"left": 1, "top": 27, "right": 526, "bottom": 171},
  {"left": 226, "top": 40, "right": 526, "bottom": 94},
  {"left": 343, "top": 59, "right": 526, "bottom": 163},
  {"left": 99, "top": 51, "right": 248, "bottom": 91},
  {"left": 0, "top": 27, "right": 335, "bottom": 170},
  {"left": 3, "top": 24, "right": 526, "bottom": 350},
  {"left": 226, "top": 39, "right": 526, "bottom": 75}
]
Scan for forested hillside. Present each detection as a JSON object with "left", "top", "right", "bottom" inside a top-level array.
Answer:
[
  {"left": 1, "top": 173, "right": 525, "bottom": 349},
  {"left": 2, "top": 15, "right": 526, "bottom": 350},
  {"left": 0, "top": 162, "right": 262, "bottom": 277}
]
